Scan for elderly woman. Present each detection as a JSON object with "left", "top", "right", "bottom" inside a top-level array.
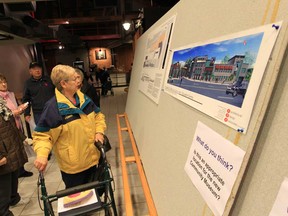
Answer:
[
  {"left": 0, "top": 96, "right": 28, "bottom": 216},
  {"left": 75, "top": 68, "right": 100, "bottom": 107},
  {"left": 33, "top": 64, "right": 106, "bottom": 189},
  {"left": 0, "top": 74, "right": 32, "bottom": 178}
]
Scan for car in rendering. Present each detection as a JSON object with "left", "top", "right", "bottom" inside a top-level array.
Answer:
[{"left": 226, "top": 80, "right": 249, "bottom": 98}]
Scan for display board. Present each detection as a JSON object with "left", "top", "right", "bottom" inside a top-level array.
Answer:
[
  {"left": 164, "top": 23, "right": 281, "bottom": 133},
  {"left": 125, "top": 0, "right": 288, "bottom": 215}
]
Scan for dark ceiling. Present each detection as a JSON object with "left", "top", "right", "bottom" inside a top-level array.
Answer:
[{"left": 0, "top": 0, "right": 179, "bottom": 49}]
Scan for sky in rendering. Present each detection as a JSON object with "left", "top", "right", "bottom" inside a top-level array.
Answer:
[{"left": 172, "top": 32, "right": 264, "bottom": 65}]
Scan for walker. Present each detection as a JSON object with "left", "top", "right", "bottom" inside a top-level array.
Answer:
[{"left": 37, "top": 142, "right": 118, "bottom": 216}]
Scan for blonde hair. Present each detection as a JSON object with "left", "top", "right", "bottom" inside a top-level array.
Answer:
[{"left": 51, "top": 65, "right": 76, "bottom": 91}]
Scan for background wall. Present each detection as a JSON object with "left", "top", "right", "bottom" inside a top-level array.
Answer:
[
  {"left": 89, "top": 47, "right": 112, "bottom": 70},
  {"left": 0, "top": 45, "right": 34, "bottom": 96},
  {"left": 113, "top": 44, "right": 134, "bottom": 73},
  {"left": 43, "top": 45, "right": 134, "bottom": 74},
  {"left": 125, "top": 0, "right": 288, "bottom": 215},
  {"left": 89, "top": 45, "right": 134, "bottom": 73},
  {"left": 44, "top": 48, "right": 90, "bottom": 73}
]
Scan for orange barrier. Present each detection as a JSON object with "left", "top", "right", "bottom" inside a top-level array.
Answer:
[{"left": 116, "top": 113, "right": 158, "bottom": 216}]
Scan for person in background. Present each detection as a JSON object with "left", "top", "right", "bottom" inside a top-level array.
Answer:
[
  {"left": 0, "top": 74, "right": 33, "bottom": 178},
  {"left": 75, "top": 68, "right": 100, "bottom": 107},
  {"left": 96, "top": 67, "right": 104, "bottom": 86},
  {"left": 126, "top": 63, "right": 132, "bottom": 85},
  {"left": 89, "top": 64, "right": 98, "bottom": 84},
  {"left": 33, "top": 65, "right": 106, "bottom": 189},
  {"left": 22, "top": 61, "right": 55, "bottom": 125},
  {"left": 100, "top": 67, "right": 111, "bottom": 96},
  {"left": 0, "top": 96, "right": 29, "bottom": 216},
  {"left": 22, "top": 61, "right": 55, "bottom": 160}
]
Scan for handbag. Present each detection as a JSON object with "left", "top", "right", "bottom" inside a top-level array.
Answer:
[
  {"left": 24, "top": 139, "right": 36, "bottom": 157},
  {"left": 103, "top": 135, "right": 112, "bottom": 152},
  {"left": 93, "top": 134, "right": 112, "bottom": 183},
  {"left": 92, "top": 135, "right": 112, "bottom": 196},
  {"left": 95, "top": 134, "right": 111, "bottom": 152},
  {"left": 24, "top": 143, "right": 36, "bottom": 157}
]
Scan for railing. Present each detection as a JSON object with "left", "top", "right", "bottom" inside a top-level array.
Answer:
[
  {"left": 116, "top": 113, "right": 157, "bottom": 216},
  {"left": 110, "top": 72, "right": 130, "bottom": 87}
]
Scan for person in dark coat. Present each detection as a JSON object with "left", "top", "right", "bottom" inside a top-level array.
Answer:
[
  {"left": 0, "top": 73, "right": 32, "bottom": 178},
  {"left": 75, "top": 68, "right": 100, "bottom": 107},
  {"left": 22, "top": 61, "right": 55, "bottom": 124},
  {"left": 22, "top": 61, "right": 55, "bottom": 161},
  {"left": 0, "top": 97, "right": 28, "bottom": 216},
  {"left": 99, "top": 67, "right": 113, "bottom": 96}
]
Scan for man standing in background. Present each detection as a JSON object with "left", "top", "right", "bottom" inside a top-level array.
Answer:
[
  {"left": 22, "top": 62, "right": 55, "bottom": 161},
  {"left": 22, "top": 62, "right": 55, "bottom": 125}
]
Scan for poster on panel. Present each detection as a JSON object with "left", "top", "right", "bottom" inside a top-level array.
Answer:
[
  {"left": 164, "top": 22, "right": 282, "bottom": 133},
  {"left": 184, "top": 121, "right": 245, "bottom": 216},
  {"left": 138, "top": 15, "right": 176, "bottom": 104}
]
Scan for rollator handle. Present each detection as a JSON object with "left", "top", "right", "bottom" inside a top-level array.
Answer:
[
  {"left": 95, "top": 141, "right": 106, "bottom": 160},
  {"left": 56, "top": 180, "right": 106, "bottom": 198}
]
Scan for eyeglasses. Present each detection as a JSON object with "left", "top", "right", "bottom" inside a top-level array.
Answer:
[{"left": 64, "top": 76, "right": 80, "bottom": 82}]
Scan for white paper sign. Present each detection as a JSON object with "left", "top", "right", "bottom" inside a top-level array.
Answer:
[
  {"left": 58, "top": 189, "right": 98, "bottom": 213},
  {"left": 269, "top": 178, "right": 288, "bottom": 216},
  {"left": 184, "top": 121, "right": 245, "bottom": 216},
  {"left": 139, "top": 15, "right": 176, "bottom": 104}
]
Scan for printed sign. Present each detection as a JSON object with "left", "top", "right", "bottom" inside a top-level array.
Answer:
[
  {"left": 139, "top": 15, "right": 176, "bottom": 104},
  {"left": 184, "top": 121, "right": 245, "bottom": 216}
]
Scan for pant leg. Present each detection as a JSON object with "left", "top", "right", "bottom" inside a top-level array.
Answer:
[
  {"left": 9, "top": 170, "right": 20, "bottom": 206},
  {"left": 101, "top": 85, "right": 105, "bottom": 95},
  {"left": 0, "top": 172, "right": 14, "bottom": 216},
  {"left": 33, "top": 113, "right": 41, "bottom": 125},
  {"left": 18, "top": 166, "right": 25, "bottom": 176},
  {"left": 61, "top": 166, "right": 97, "bottom": 189}
]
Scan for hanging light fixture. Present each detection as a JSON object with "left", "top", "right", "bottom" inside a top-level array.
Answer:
[
  {"left": 122, "top": 21, "right": 131, "bottom": 31},
  {"left": 58, "top": 42, "right": 64, "bottom": 50}
]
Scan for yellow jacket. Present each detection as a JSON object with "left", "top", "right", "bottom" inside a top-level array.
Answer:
[{"left": 33, "top": 89, "right": 106, "bottom": 174}]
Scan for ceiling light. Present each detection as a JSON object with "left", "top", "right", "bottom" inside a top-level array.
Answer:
[{"left": 122, "top": 22, "right": 131, "bottom": 31}]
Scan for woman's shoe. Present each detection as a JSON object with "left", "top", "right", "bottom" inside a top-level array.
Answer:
[{"left": 18, "top": 171, "right": 33, "bottom": 178}]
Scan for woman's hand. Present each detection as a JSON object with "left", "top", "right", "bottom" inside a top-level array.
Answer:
[
  {"left": 25, "top": 116, "right": 31, "bottom": 123},
  {"left": 13, "top": 103, "right": 29, "bottom": 116},
  {"left": 0, "top": 157, "right": 7, "bottom": 166},
  {"left": 34, "top": 156, "right": 48, "bottom": 171},
  {"left": 95, "top": 132, "right": 104, "bottom": 144},
  {"left": 12, "top": 109, "right": 22, "bottom": 116}
]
